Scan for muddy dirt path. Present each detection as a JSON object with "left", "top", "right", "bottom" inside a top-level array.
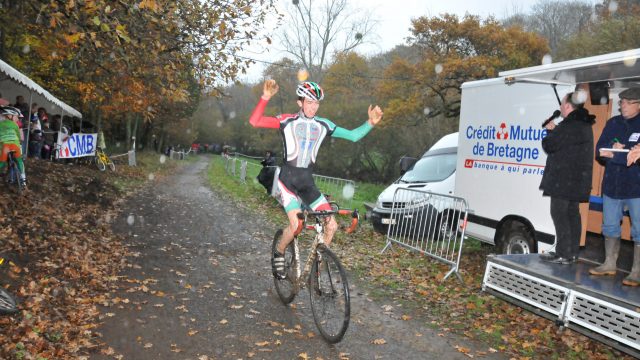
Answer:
[{"left": 95, "top": 156, "right": 506, "bottom": 359}]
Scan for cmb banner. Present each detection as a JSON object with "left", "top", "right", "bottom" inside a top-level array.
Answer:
[{"left": 57, "top": 132, "right": 97, "bottom": 159}]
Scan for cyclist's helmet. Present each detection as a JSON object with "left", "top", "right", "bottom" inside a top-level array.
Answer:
[
  {"left": 0, "top": 106, "right": 23, "bottom": 118},
  {"left": 296, "top": 81, "right": 324, "bottom": 101}
]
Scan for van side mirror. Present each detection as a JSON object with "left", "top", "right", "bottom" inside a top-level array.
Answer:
[{"left": 399, "top": 156, "right": 417, "bottom": 175}]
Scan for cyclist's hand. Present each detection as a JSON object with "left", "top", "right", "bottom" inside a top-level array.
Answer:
[
  {"left": 263, "top": 79, "right": 279, "bottom": 100},
  {"left": 367, "top": 105, "right": 383, "bottom": 126}
]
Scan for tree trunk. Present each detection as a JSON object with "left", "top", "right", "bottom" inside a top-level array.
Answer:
[{"left": 126, "top": 113, "right": 132, "bottom": 150}]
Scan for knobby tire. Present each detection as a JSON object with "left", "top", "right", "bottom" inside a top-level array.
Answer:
[
  {"left": 308, "top": 245, "right": 350, "bottom": 343},
  {"left": 0, "top": 287, "right": 17, "bottom": 315},
  {"left": 8, "top": 156, "right": 22, "bottom": 194},
  {"left": 95, "top": 155, "right": 106, "bottom": 171}
]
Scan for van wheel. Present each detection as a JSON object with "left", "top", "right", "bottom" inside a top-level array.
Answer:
[{"left": 499, "top": 221, "right": 536, "bottom": 254}]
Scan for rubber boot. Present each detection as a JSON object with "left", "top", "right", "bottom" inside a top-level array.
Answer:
[
  {"left": 589, "top": 237, "right": 620, "bottom": 276},
  {"left": 622, "top": 244, "right": 640, "bottom": 286}
]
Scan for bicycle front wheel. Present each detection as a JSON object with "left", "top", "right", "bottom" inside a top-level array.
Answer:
[
  {"left": 272, "top": 230, "right": 298, "bottom": 304},
  {"left": 308, "top": 245, "right": 350, "bottom": 343},
  {"left": 0, "top": 287, "right": 17, "bottom": 315},
  {"left": 108, "top": 160, "right": 116, "bottom": 172}
]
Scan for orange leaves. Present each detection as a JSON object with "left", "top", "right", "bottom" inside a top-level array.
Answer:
[
  {"left": 138, "top": 0, "right": 161, "bottom": 12},
  {"left": 63, "top": 32, "right": 83, "bottom": 44}
]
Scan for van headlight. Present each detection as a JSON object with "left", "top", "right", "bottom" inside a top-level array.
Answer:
[{"left": 375, "top": 198, "right": 383, "bottom": 209}]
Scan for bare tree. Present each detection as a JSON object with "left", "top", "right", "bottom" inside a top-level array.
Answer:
[
  {"left": 502, "top": 0, "right": 594, "bottom": 56},
  {"left": 277, "top": 0, "right": 376, "bottom": 80}
]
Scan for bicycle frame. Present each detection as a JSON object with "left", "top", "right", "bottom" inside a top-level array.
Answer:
[
  {"left": 288, "top": 209, "right": 358, "bottom": 293},
  {"left": 289, "top": 214, "right": 326, "bottom": 294}
]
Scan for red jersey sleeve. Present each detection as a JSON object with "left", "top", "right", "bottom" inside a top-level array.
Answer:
[{"left": 249, "top": 97, "right": 280, "bottom": 129}]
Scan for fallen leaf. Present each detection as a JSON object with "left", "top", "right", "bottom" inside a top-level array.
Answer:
[{"left": 372, "top": 338, "right": 386, "bottom": 345}]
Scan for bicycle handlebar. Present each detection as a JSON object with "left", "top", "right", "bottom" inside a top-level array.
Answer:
[{"left": 294, "top": 208, "right": 359, "bottom": 235}]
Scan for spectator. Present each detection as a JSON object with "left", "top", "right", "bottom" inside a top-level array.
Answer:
[
  {"left": 29, "top": 104, "right": 43, "bottom": 158},
  {"left": 13, "top": 95, "right": 28, "bottom": 118},
  {"left": 257, "top": 150, "right": 277, "bottom": 194},
  {"left": 592, "top": 86, "right": 640, "bottom": 286},
  {"left": 41, "top": 120, "right": 55, "bottom": 160},
  {"left": 539, "top": 91, "right": 595, "bottom": 265},
  {"left": 13, "top": 96, "right": 28, "bottom": 156},
  {"left": 0, "top": 93, "right": 9, "bottom": 106}
]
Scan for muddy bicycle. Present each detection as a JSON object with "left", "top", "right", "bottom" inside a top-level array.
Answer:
[
  {"left": 5, "top": 150, "right": 24, "bottom": 194},
  {"left": 0, "top": 257, "right": 18, "bottom": 315},
  {"left": 94, "top": 146, "right": 115, "bottom": 172},
  {"left": 272, "top": 208, "right": 358, "bottom": 343}
]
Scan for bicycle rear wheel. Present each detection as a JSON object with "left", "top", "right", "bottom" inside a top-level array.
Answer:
[
  {"left": 0, "top": 287, "right": 17, "bottom": 315},
  {"left": 272, "top": 230, "right": 298, "bottom": 304},
  {"left": 8, "top": 158, "right": 22, "bottom": 195},
  {"left": 308, "top": 245, "right": 350, "bottom": 343}
]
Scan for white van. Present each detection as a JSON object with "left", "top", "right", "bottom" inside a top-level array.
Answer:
[
  {"left": 456, "top": 52, "right": 630, "bottom": 255},
  {"left": 369, "top": 132, "right": 458, "bottom": 234}
]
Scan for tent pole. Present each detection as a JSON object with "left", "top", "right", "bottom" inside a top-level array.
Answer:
[{"left": 23, "top": 92, "right": 34, "bottom": 161}]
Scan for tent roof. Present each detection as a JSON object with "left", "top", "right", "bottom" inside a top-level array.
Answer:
[{"left": 0, "top": 58, "right": 82, "bottom": 118}]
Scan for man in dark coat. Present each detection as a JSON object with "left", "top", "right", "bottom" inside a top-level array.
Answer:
[
  {"left": 539, "top": 90, "right": 595, "bottom": 264},
  {"left": 591, "top": 87, "right": 640, "bottom": 286},
  {"left": 257, "top": 150, "right": 277, "bottom": 194}
]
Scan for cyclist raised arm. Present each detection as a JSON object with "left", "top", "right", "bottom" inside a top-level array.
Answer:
[
  {"left": 249, "top": 79, "right": 384, "bottom": 279},
  {"left": 0, "top": 106, "right": 26, "bottom": 186}
]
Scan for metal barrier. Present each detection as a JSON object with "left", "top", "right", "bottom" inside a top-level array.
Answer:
[
  {"left": 222, "top": 154, "right": 357, "bottom": 209},
  {"left": 380, "top": 187, "right": 468, "bottom": 282},
  {"left": 312, "top": 174, "right": 356, "bottom": 210}
]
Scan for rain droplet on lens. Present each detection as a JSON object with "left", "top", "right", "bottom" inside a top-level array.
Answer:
[
  {"left": 159, "top": 155, "right": 166, "bottom": 164},
  {"left": 148, "top": 173, "right": 155, "bottom": 181},
  {"left": 423, "top": 107, "right": 431, "bottom": 116},
  {"left": 217, "top": 120, "right": 223, "bottom": 127},
  {"left": 599, "top": 96, "right": 608, "bottom": 105},
  {"left": 342, "top": 184, "right": 355, "bottom": 200},
  {"left": 22, "top": 45, "right": 30, "bottom": 54},
  {"left": 297, "top": 68, "right": 309, "bottom": 82},
  {"left": 623, "top": 50, "right": 637, "bottom": 67},
  {"left": 127, "top": 214, "right": 135, "bottom": 226},
  {"left": 574, "top": 89, "right": 588, "bottom": 104},
  {"left": 229, "top": 111, "right": 236, "bottom": 119},
  {"left": 434, "top": 64, "right": 443, "bottom": 74},
  {"left": 542, "top": 54, "right": 552, "bottom": 65},
  {"left": 609, "top": 1, "right": 618, "bottom": 13}
]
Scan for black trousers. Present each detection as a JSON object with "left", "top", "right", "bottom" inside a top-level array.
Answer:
[{"left": 550, "top": 197, "right": 581, "bottom": 258}]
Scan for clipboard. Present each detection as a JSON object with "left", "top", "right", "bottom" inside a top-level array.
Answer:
[{"left": 599, "top": 148, "right": 630, "bottom": 153}]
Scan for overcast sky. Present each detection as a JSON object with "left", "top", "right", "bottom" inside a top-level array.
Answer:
[{"left": 237, "top": 0, "right": 594, "bottom": 83}]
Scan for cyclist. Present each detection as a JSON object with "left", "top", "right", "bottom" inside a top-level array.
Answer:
[
  {"left": 249, "top": 79, "right": 384, "bottom": 278},
  {"left": 0, "top": 106, "right": 26, "bottom": 186}
]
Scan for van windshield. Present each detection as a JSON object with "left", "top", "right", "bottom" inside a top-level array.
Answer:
[{"left": 400, "top": 153, "right": 456, "bottom": 183}]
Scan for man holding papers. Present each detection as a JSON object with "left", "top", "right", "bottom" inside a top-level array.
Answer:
[{"left": 592, "top": 87, "right": 640, "bottom": 286}]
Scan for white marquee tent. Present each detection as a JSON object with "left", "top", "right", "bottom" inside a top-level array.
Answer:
[{"left": 0, "top": 58, "right": 82, "bottom": 119}]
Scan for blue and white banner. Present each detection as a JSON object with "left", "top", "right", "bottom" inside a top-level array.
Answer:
[{"left": 57, "top": 132, "right": 97, "bottom": 159}]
